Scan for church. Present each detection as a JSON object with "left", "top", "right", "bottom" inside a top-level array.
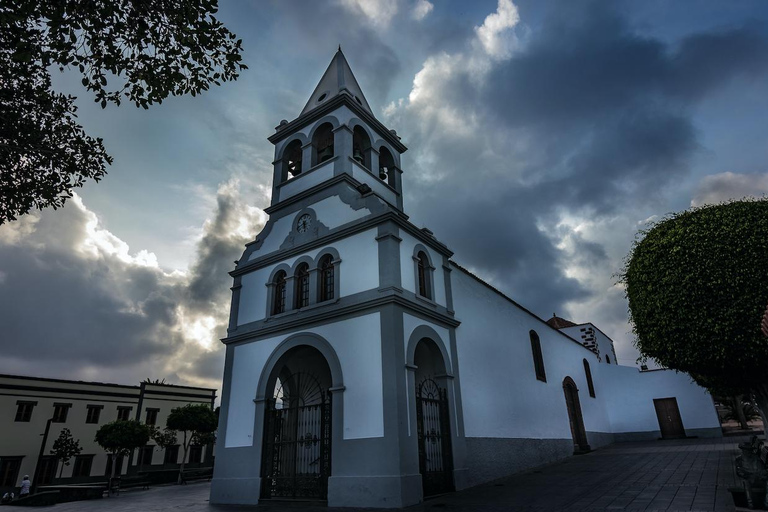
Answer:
[{"left": 210, "top": 49, "right": 721, "bottom": 508}]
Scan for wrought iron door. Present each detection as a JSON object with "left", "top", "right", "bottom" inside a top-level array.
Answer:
[
  {"left": 416, "top": 377, "right": 454, "bottom": 496},
  {"left": 261, "top": 373, "right": 332, "bottom": 500}
]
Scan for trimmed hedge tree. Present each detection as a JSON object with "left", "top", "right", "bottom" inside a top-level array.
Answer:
[
  {"left": 622, "top": 199, "right": 768, "bottom": 420},
  {"left": 95, "top": 420, "right": 151, "bottom": 480}
]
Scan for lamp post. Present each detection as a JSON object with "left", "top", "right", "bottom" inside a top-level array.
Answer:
[{"left": 31, "top": 418, "right": 53, "bottom": 494}]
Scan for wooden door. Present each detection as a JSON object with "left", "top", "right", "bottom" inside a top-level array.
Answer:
[
  {"left": 563, "top": 377, "right": 590, "bottom": 453},
  {"left": 654, "top": 398, "right": 686, "bottom": 439}
]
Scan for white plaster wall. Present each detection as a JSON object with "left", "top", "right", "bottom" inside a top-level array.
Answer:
[
  {"left": 225, "top": 313, "right": 384, "bottom": 448},
  {"left": 399, "top": 232, "right": 447, "bottom": 307},
  {"left": 559, "top": 324, "right": 618, "bottom": 365},
  {"left": 280, "top": 160, "right": 334, "bottom": 201},
  {"left": 249, "top": 195, "right": 371, "bottom": 261},
  {"left": 599, "top": 365, "right": 720, "bottom": 434},
  {"left": 450, "top": 266, "right": 612, "bottom": 440},
  {"left": 237, "top": 229, "right": 380, "bottom": 325}
]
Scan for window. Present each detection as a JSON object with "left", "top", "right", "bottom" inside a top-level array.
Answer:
[
  {"left": 530, "top": 330, "right": 547, "bottom": 382},
  {"left": 15, "top": 401, "right": 36, "bottom": 422},
  {"left": 0, "top": 457, "right": 22, "bottom": 487},
  {"left": 606, "top": 355, "right": 611, "bottom": 364},
  {"left": 164, "top": 445, "right": 180, "bottom": 465},
  {"left": 188, "top": 445, "right": 203, "bottom": 465},
  {"left": 583, "top": 359, "right": 596, "bottom": 398},
  {"left": 272, "top": 270, "right": 287, "bottom": 315},
  {"left": 117, "top": 406, "right": 132, "bottom": 422},
  {"left": 319, "top": 255, "right": 335, "bottom": 302},
  {"left": 312, "top": 122, "right": 334, "bottom": 165},
  {"left": 145, "top": 408, "right": 159, "bottom": 426},
  {"left": 52, "top": 403, "right": 71, "bottom": 423},
  {"left": 38, "top": 456, "right": 57, "bottom": 484},
  {"left": 416, "top": 251, "right": 432, "bottom": 299},
  {"left": 104, "top": 455, "right": 124, "bottom": 477},
  {"left": 85, "top": 405, "right": 103, "bottom": 424},
  {"left": 295, "top": 263, "right": 310, "bottom": 309},
  {"left": 137, "top": 446, "right": 154, "bottom": 466},
  {"left": 72, "top": 455, "right": 94, "bottom": 478}
]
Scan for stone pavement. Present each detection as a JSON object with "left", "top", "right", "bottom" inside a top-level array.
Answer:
[{"left": 48, "top": 436, "right": 747, "bottom": 512}]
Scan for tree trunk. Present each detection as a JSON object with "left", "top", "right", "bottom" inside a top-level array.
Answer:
[
  {"left": 752, "top": 385, "right": 768, "bottom": 439},
  {"left": 58, "top": 460, "right": 64, "bottom": 479},
  {"left": 177, "top": 432, "right": 188, "bottom": 485},
  {"left": 733, "top": 395, "right": 750, "bottom": 430}
]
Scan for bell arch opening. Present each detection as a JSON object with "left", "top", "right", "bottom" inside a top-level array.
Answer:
[{"left": 312, "top": 123, "right": 335, "bottom": 166}]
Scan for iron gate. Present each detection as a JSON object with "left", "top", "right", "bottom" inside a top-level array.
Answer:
[
  {"left": 261, "top": 373, "right": 332, "bottom": 500},
  {"left": 416, "top": 377, "right": 454, "bottom": 496}
]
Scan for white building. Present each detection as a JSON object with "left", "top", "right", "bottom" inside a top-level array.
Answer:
[
  {"left": 210, "top": 50, "right": 721, "bottom": 508},
  {"left": 0, "top": 375, "right": 216, "bottom": 494}
]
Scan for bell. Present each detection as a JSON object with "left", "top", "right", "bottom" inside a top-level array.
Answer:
[
  {"left": 379, "top": 166, "right": 388, "bottom": 181},
  {"left": 318, "top": 146, "right": 333, "bottom": 163},
  {"left": 353, "top": 146, "right": 364, "bottom": 164}
]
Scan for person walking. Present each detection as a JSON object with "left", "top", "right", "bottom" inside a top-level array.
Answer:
[{"left": 19, "top": 475, "right": 31, "bottom": 497}]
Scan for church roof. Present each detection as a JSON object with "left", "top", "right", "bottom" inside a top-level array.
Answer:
[
  {"left": 300, "top": 48, "right": 373, "bottom": 117},
  {"left": 546, "top": 315, "right": 578, "bottom": 329}
]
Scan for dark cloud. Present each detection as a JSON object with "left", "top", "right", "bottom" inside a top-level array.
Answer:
[{"left": 392, "top": 0, "right": 768, "bottom": 319}]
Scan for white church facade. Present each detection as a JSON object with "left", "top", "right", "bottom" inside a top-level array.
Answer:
[{"left": 210, "top": 50, "right": 721, "bottom": 508}]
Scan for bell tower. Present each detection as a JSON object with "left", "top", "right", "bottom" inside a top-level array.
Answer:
[
  {"left": 268, "top": 48, "right": 407, "bottom": 212},
  {"left": 212, "top": 49, "right": 466, "bottom": 509}
]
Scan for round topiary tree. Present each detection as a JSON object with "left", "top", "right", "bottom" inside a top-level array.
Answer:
[
  {"left": 621, "top": 199, "right": 768, "bottom": 420},
  {"left": 94, "top": 420, "right": 151, "bottom": 482}
]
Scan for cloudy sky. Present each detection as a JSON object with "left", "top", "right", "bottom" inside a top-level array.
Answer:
[{"left": 2, "top": 0, "right": 768, "bottom": 392}]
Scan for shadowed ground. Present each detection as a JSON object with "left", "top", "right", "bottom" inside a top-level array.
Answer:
[{"left": 50, "top": 436, "right": 746, "bottom": 511}]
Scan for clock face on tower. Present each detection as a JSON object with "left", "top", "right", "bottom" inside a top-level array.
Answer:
[{"left": 297, "top": 214, "right": 312, "bottom": 233}]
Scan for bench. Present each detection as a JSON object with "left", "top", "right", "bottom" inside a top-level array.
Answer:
[
  {"left": 180, "top": 467, "right": 213, "bottom": 485},
  {"left": 733, "top": 435, "right": 768, "bottom": 509},
  {"left": 37, "top": 484, "right": 105, "bottom": 503},
  {"left": 108, "top": 476, "right": 150, "bottom": 496}
]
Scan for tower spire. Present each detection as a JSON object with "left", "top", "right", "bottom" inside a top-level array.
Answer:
[{"left": 300, "top": 49, "right": 373, "bottom": 117}]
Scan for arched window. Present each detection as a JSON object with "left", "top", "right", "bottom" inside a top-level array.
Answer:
[
  {"left": 272, "top": 271, "right": 287, "bottom": 315},
  {"left": 319, "top": 255, "right": 335, "bottom": 302},
  {"left": 379, "top": 146, "right": 396, "bottom": 187},
  {"left": 295, "top": 263, "right": 310, "bottom": 309},
  {"left": 282, "top": 139, "right": 303, "bottom": 179},
  {"left": 606, "top": 356, "right": 611, "bottom": 364},
  {"left": 312, "top": 123, "right": 334, "bottom": 165},
  {"left": 530, "top": 330, "right": 546, "bottom": 382},
  {"left": 352, "top": 126, "right": 371, "bottom": 169},
  {"left": 583, "top": 359, "right": 595, "bottom": 398},
  {"left": 416, "top": 251, "right": 431, "bottom": 299}
]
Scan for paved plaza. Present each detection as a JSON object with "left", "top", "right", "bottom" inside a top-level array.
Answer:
[{"left": 48, "top": 436, "right": 747, "bottom": 512}]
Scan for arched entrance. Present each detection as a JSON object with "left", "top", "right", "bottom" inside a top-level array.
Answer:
[
  {"left": 413, "top": 338, "right": 454, "bottom": 497},
  {"left": 563, "top": 377, "right": 590, "bottom": 454},
  {"left": 261, "top": 346, "right": 333, "bottom": 500}
]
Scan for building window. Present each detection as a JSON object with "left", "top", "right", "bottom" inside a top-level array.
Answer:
[
  {"left": 137, "top": 446, "right": 154, "bottom": 466},
  {"left": 319, "top": 255, "right": 335, "bottom": 302},
  {"left": 85, "top": 405, "right": 103, "bottom": 424},
  {"left": 0, "top": 457, "right": 22, "bottom": 487},
  {"left": 14, "top": 401, "right": 36, "bottom": 422},
  {"left": 117, "top": 406, "right": 132, "bottom": 422},
  {"left": 530, "top": 330, "right": 547, "bottom": 382},
  {"left": 52, "top": 403, "right": 71, "bottom": 423},
  {"left": 104, "top": 455, "right": 124, "bottom": 477},
  {"left": 38, "top": 456, "right": 57, "bottom": 484},
  {"left": 416, "top": 250, "right": 432, "bottom": 300},
  {"left": 272, "top": 270, "right": 287, "bottom": 315},
  {"left": 188, "top": 445, "right": 203, "bottom": 465},
  {"left": 72, "top": 455, "right": 94, "bottom": 478},
  {"left": 606, "top": 355, "right": 611, "bottom": 364},
  {"left": 145, "top": 408, "right": 159, "bottom": 426},
  {"left": 164, "top": 445, "right": 180, "bottom": 465},
  {"left": 583, "top": 359, "right": 596, "bottom": 398},
  {"left": 295, "top": 263, "right": 310, "bottom": 309}
]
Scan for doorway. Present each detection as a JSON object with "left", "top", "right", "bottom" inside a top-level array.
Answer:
[
  {"left": 563, "top": 377, "right": 590, "bottom": 453},
  {"left": 653, "top": 398, "right": 686, "bottom": 439}
]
